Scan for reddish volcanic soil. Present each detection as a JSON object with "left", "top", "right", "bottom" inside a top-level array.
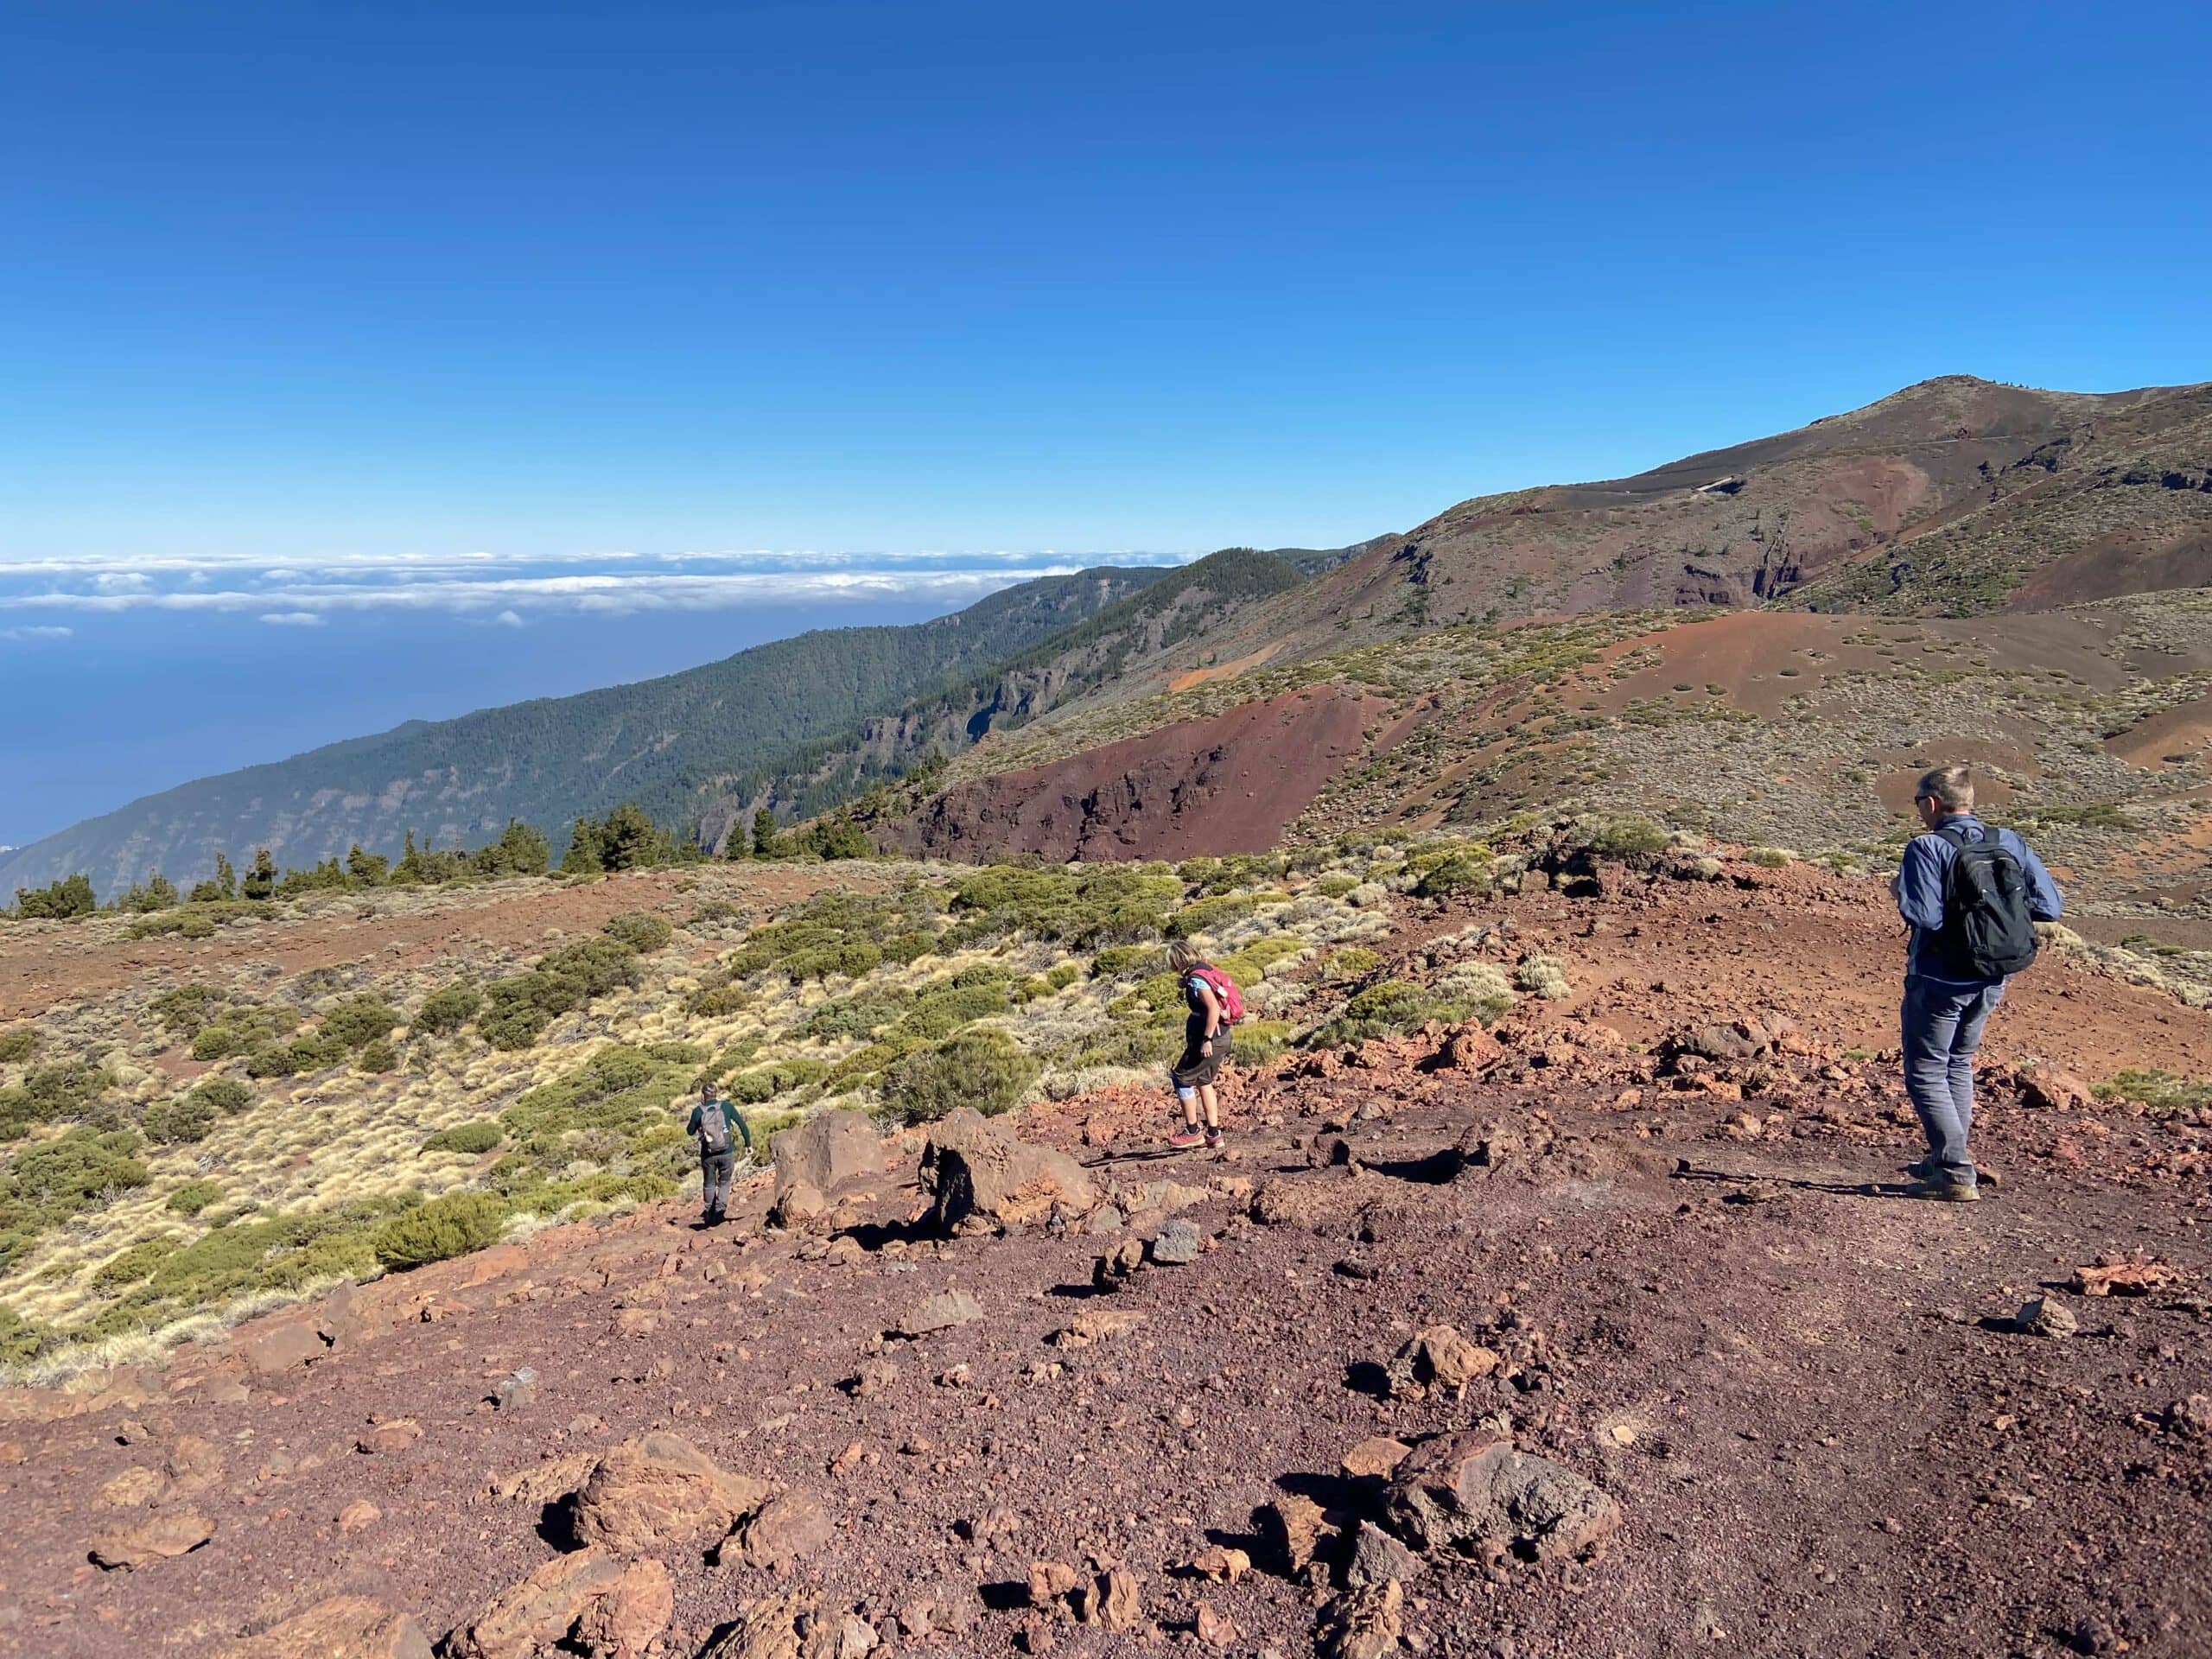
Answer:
[
  {"left": 888, "top": 686, "right": 1382, "bottom": 863},
  {"left": 3, "top": 860, "right": 2209, "bottom": 1659}
]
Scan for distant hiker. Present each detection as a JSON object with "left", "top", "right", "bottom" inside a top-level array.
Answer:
[
  {"left": 1166, "top": 942, "right": 1243, "bottom": 1151},
  {"left": 687, "top": 1080, "right": 752, "bottom": 1227},
  {"left": 1891, "top": 765, "right": 2063, "bottom": 1201}
]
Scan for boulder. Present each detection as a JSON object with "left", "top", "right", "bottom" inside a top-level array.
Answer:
[
  {"left": 1027, "top": 1560, "right": 1081, "bottom": 1608},
  {"left": 569, "top": 1433, "right": 768, "bottom": 1555},
  {"left": 2015, "top": 1294, "right": 2079, "bottom": 1338},
  {"left": 898, "top": 1290, "right": 983, "bottom": 1338},
  {"left": 88, "top": 1508, "right": 215, "bottom": 1569},
  {"left": 1262, "top": 1493, "right": 1335, "bottom": 1574},
  {"left": 1150, "top": 1219, "right": 1202, "bottom": 1266},
  {"left": 1343, "top": 1520, "right": 1422, "bottom": 1589},
  {"left": 1421, "top": 1022, "right": 1503, "bottom": 1073},
  {"left": 444, "top": 1548, "right": 625, "bottom": 1659},
  {"left": 2019, "top": 1068, "right": 2095, "bottom": 1112},
  {"left": 730, "top": 1489, "right": 834, "bottom": 1571},
  {"left": 243, "top": 1319, "right": 326, "bottom": 1376},
  {"left": 1383, "top": 1431, "right": 1620, "bottom": 1561},
  {"left": 698, "top": 1591, "right": 868, "bottom": 1659},
  {"left": 575, "top": 1558, "right": 673, "bottom": 1659},
  {"left": 923, "top": 1109, "right": 1095, "bottom": 1231},
  {"left": 771, "top": 1110, "right": 887, "bottom": 1205},
  {"left": 1316, "top": 1578, "right": 1402, "bottom": 1659},
  {"left": 216, "top": 1596, "right": 432, "bottom": 1659}
]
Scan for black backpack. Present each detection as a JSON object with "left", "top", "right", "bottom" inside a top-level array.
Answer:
[{"left": 1935, "top": 823, "right": 2039, "bottom": 979}]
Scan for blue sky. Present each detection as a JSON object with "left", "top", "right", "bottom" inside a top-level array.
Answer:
[{"left": 3, "top": 0, "right": 2208, "bottom": 844}]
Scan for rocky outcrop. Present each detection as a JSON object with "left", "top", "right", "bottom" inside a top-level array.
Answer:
[
  {"left": 86, "top": 1508, "right": 215, "bottom": 1569},
  {"left": 922, "top": 1109, "right": 1094, "bottom": 1231},
  {"left": 771, "top": 1110, "right": 888, "bottom": 1205},
  {"left": 443, "top": 1548, "right": 660, "bottom": 1659}
]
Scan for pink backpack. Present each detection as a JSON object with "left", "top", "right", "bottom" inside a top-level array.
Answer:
[{"left": 1187, "top": 963, "right": 1246, "bottom": 1023}]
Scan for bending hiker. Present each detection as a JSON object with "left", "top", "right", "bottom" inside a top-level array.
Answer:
[
  {"left": 1891, "top": 765, "right": 2063, "bottom": 1201},
  {"left": 1166, "top": 941, "right": 1241, "bottom": 1151},
  {"left": 687, "top": 1080, "right": 752, "bottom": 1228}
]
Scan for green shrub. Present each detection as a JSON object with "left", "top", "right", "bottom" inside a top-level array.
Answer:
[
  {"left": 603, "top": 911, "right": 674, "bottom": 953},
  {"left": 0, "top": 1305, "right": 47, "bottom": 1365},
  {"left": 413, "top": 982, "right": 482, "bottom": 1036},
  {"left": 1306, "top": 978, "right": 1474, "bottom": 1047},
  {"left": 1586, "top": 815, "right": 1670, "bottom": 859},
  {"left": 148, "top": 985, "right": 224, "bottom": 1037},
  {"left": 1515, "top": 955, "right": 1572, "bottom": 1000},
  {"left": 725, "top": 1058, "right": 830, "bottom": 1105},
  {"left": 321, "top": 996, "right": 402, "bottom": 1051},
  {"left": 1747, "top": 847, "right": 1795, "bottom": 869},
  {"left": 190, "top": 1003, "right": 298, "bottom": 1061},
  {"left": 1091, "top": 945, "right": 1156, "bottom": 980},
  {"left": 166, "top": 1180, "right": 226, "bottom": 1217},
  {"left": 422, "top": 1120, "right": 504, "bottom": 1155},
  {"left": 356, "top": 1039, "right": 398, "bottom": 1074},
  {"left": 498, "top": 1045, "right": 696, "bottom": 1166},
  {"left": 193, "top": 1077, "right": 252, "bottom": 1116},
  {"left": 1313, "top": 874, "right": 1360, "bottom": 899},
  {"left": 1414, "top": 850, "right": 1498, "bottom": 899},
  {"left": 801, "top": 993, "right": 912, "bottom": 1041},
  {"left": 142, "top": 1093, "right": 219, "bottom": 1145},
  {"left": 12, "top": 873, "right": 97, "bottom": 919},
  {"left": 0, "top": 1027, "right": 42, "bottom": 1065},
  {"left": 2095, "top": 1069, "right": 2212, "bottom": 1115},
  {"left": 0, "top": 1059, "right": 110, "bottom": 1139},
  {"left": 372, "top": 1192, "right": 512, "bottom": 1271},
  {"left": 1073, "top": 1024, "right": 1183, "bottom": 1070},
  {"left": 479, "top": 935, "right": 644, "bottom": 1050},
  {"left": 92, "top": 1236, "right": 180, "bottom": 1289},
  {"left": 893, "top": 981, "right": 1009, "bottom": 1041},
  {"left": 880, "top": 1029, "right": 1039, "bottom": 1126},
  {"left": 244, "top": 1031, "right": 348, "bottom": 1078},
  {"left": 1328, "top": 946, "right": 1380, "bottom": 981},
  {"left": 124, "top": 900, "right": 272, "bottom": 940},
  {"left": 1166, "top": 891, "right": 1291, "bottom": 940},
  {"left": 3, "top": 1128, "right": 149, "bottom": 1224}
]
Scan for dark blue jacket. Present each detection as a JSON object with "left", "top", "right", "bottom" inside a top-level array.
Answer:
[{"left": 1895, "top": 815, "right": 2063, "bottom": 983}]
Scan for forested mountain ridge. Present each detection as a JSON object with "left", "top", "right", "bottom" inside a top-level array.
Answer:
[
  {"left": 0, "top": 566, "right": 1177, "bottom": 898},
  {"left": 684, "top": 545, "right": 1324, "bottom": 847}
]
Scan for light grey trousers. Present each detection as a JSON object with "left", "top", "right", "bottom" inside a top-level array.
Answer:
[{"left": 1901, "top": 974, "right": 2005, "bottom": 1185}]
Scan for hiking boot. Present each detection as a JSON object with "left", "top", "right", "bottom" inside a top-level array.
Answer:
[
  {"left": 1166, "top": 1128, "right": 1205, "bottom": 1151},
  {"left": 1910, "top": 1179, "right": 1980, "bottom": 1203},
  {"left": 1204, "top": 1128, "right": 1224, "bottom": 1151},
  {"left": 1903, "top": 1159, "right": 1999, "bottom": 1189}
]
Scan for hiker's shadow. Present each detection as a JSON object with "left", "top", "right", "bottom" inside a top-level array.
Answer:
[{"left": 1670, "top": 1162, "right": 1906, "bottom": 1200}]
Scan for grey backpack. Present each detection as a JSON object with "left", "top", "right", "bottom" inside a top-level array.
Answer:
[{"left": 696, "top": 1099, "right": 731, "bottom": 1155}]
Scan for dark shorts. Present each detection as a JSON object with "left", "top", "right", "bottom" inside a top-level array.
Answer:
[{"left": 1171, "top": 1020, "right": 1230, "bottom": 1090}]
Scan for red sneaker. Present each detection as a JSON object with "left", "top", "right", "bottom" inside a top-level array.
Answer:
[
  {"left": 1204, "top": 1129, "right": 1224, "bottom": 1150},
  {"left": 1166, "top": 1128, "right": 1205, "bottom": 1150}
]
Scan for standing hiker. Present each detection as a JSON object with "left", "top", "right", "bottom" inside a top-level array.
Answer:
[
  {"left": 1891, "top": 765, "right": 2063, "bottom": 1201},
  {"left": 1165, "top": 941, "right": 1242, "bottom": 1151},
  {"left": 686, "top": 1080, "right": 752, "bottom": 1227}
]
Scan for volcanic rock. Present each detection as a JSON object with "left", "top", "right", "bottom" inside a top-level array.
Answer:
[
  {"left": 730, "top": 1489, "right": 834, "bottom": 1571},
  {"left": 1383, "top": 1431, "right": 1621, "bottom": 1560},
  {"left": 1317, "top": 1577, "right": 1403, "bottom": 1659},
  {"left": 568, "top": 1433, "right": 768, "bottom": 1554},
  {"left": 1151, "top": 1218, "right": 1203, "bottom": 1265},
  {"left": 575, "top": 1557, "right": 673, "bottom": 1659},
  {"left": 1343, "top": 1520, "right": 1424, "bottom": 1589},
  {"left": 771, "top": 1109, "right": 887, "bottom": 1204},
  {"left": 1388, "top": 1325, "right": 1499, "bottom": 1395},
  {"left": 898, "top": 1289, "right": 984, "bottom": 1337},
  {"left": 87, "top": 1508, "right": 214, "bottom": 1569},
  {"left": 215, "top": 1595, "right": 432, "bottom": 1659},
  {"left": 1263, "top": 1492, "right": 1335, "bottom": 1574},
  {"left": 923, "top": 1108, "right": 1095, "bottom": 1231},
  {"left": 2016, "top": 1294, "right": 2079, "bottom": 1338},
  {"left": 1028, "top": 1560, "right": 1081, "bottom": 1608},
  {"left": 444, "top": 1548, "right": 626, "bottom": 1659},
  {"left": 243, "top": 1319, "right": 326, "bottom": 1375}
]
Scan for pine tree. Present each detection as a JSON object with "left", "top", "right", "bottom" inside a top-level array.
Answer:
[
  {"left": 346, "top": 843, "right": 391, "bottom": 885},
  {"left": 241, "top": 847, "right": 278, "bottom": 900},
  {"left": 393, "top": 830, "right": 427, "bottom": 884},
  {"left": 600, "top": 803, "right": 666, "bottom": 871},
  {"left": 560, "top": 817, "right": 605, "bottom": 876},
  {"left": 751, "top": 808, "right": 781, "bottom": 860},
  {"left": 722, "top": 814, "right": 750, "bottom": 860}
]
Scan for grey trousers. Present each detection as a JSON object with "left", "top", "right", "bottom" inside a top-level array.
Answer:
[
  {"left": 700, "top": 1149, "right": 735, "bottom": 1219},
  {"left": 1901, "top": 975, "right": 2004, "bottom": 1185}
]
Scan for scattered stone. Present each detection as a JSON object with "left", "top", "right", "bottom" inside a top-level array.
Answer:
[
  {"left": 2015, "top": 1295, "right": 2079, "bottom": 1338},
  {"left": 214, "top": 1595, "right": 432, "bottom": 1659},
  {"left": 493, "top": 1451, "right": 598, "bottom": 1506},
  {"left": 0, "top": 1440, "right": 22, "bottom": 1465},
  {"left": 1188, "top": 1546, "right": 1251, "bottom": 1584},
  {"left": 2164, "top": 1395, "right": 2212, "bottom": 1440},
  {"left": 694, "top": 1588, "right": 830, "bottom": 1659},
  {"left": 1028, "top": 1560, "right": 1081, "bottom": 1607},
  {"left": 1387, "top": 1325, "right": 1498, "bottom": 1397},
  {"left": 1093, "top": 1236, "right": 1147, "bottom": 1289},
  {"left": 1342, "top": 1437, "right": 1413, "bottom": 1479},
  {"left": 1263, "top": 1493, "right": 1335, "bottom": 1574},
  {"left": 357, "top": 1418, "right": 423, "bottom": 1456},
  {"left": 1344, "top": 1520, "right": 1423, "bottom": 1589},
  {"left": 1317, "top": 1578, "right": 1403, "bottom": 1659},
  {"left": 1019, "top": 1611, "right": 1056, "bottom": 1653},
  {"left": 2019, "top": 1069, "right": 2095, "bottom": 1112},
  {"left": 1075, "top": 1569, "right": 1141, "bottom": 1632},
  {"left": 1084, "top": 1206, "right": 1127, "bottom": 1236},
  {"left": 730, "top": 1489, "right": 834, "bottom": 1571},
  {"left": 772, "top": 1183, "right": 827, "bottom": 1230},
  {"left": 1384, "top": 1431, "right": 1621, "bottom": 1561},
  {"left": 923, "top": 1108, "right": 1096, "bottom": 1231},
  {"left": 98, "top": 1466, "right": 168, "bottom": 1509},
  {"left": 1196, "top": 1602, "right": 1240, "bottom": 1649},
  {"left": 87, "top": 1509, "right": 215, "bottom": 1570},
  {"left": 445, "top": 1548, "right": 627, "bottom": 1659},
  {"left": 1150, "top": 1219, "right": 1203, "bottom": 1266},
  {"left": 898, "top": 1289, "right": 984, "bottom": 1337},
  {"left": 569, "top": 1433, "right": 769, "bottom": 1554},
  {"left": 338, "top": 1500, "right": 382, "bottom": 1535},
  {"left": 1050, "top": 1309, "right": 1147, "bottom": 1348},
  {"left": 847, "top": 1358, "right": 900, "bottom": 1399},
  {"left": 496, "top": 1369, "right": 539, "bottom": 1411},
  {"left": 2071, "top": 1255, "right": 2182, "bottom": 1298}
]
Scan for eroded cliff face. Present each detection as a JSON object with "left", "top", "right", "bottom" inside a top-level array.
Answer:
[{"left": 881, "top": 684, "right": 1382, "bottom": 862}]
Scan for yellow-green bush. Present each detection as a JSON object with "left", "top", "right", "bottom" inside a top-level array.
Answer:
[
  {"left": 422, "top": 1121, "right": 504, "bottom": 1155},
  {"left": 372, "top": 1192, "right": 512, "bottom": 1271},
  {"left": 880, "top": 1028, "right": 1039, "bottom": 1125}
]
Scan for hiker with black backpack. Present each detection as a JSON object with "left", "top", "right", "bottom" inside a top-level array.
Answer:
[
  {"left": 1892, "top": 765, "right": 2063, "bottom": 1202},
  {"left": 686, "top": 1080, "right": 752, "bottom": 1228},
  {"left": 1165, "top": 941, "right": 1243, "bottom": 1151}
]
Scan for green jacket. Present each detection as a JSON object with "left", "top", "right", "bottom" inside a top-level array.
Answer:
[{"left": 685, "top": 1099, "right": 753, "bottom": 1152}]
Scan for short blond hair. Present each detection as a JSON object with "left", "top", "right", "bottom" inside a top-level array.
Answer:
[
  {"left": 1167, "top": 941, "right": 1201, "bottom": 975},
  {"left": 1916, "top": 764, "right": 1974, "bottom": 812}
]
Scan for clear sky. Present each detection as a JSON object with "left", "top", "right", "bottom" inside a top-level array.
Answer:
[{"left": 2, "top": 0, "right": 2207, "bottom": 842}]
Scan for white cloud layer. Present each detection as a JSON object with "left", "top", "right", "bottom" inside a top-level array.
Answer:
[
  {"left": 257, "top": 612, "right": 327, "bottom": 626},
  {"left": 2, "top": 625, "right": 75, "bottom": 640}
]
